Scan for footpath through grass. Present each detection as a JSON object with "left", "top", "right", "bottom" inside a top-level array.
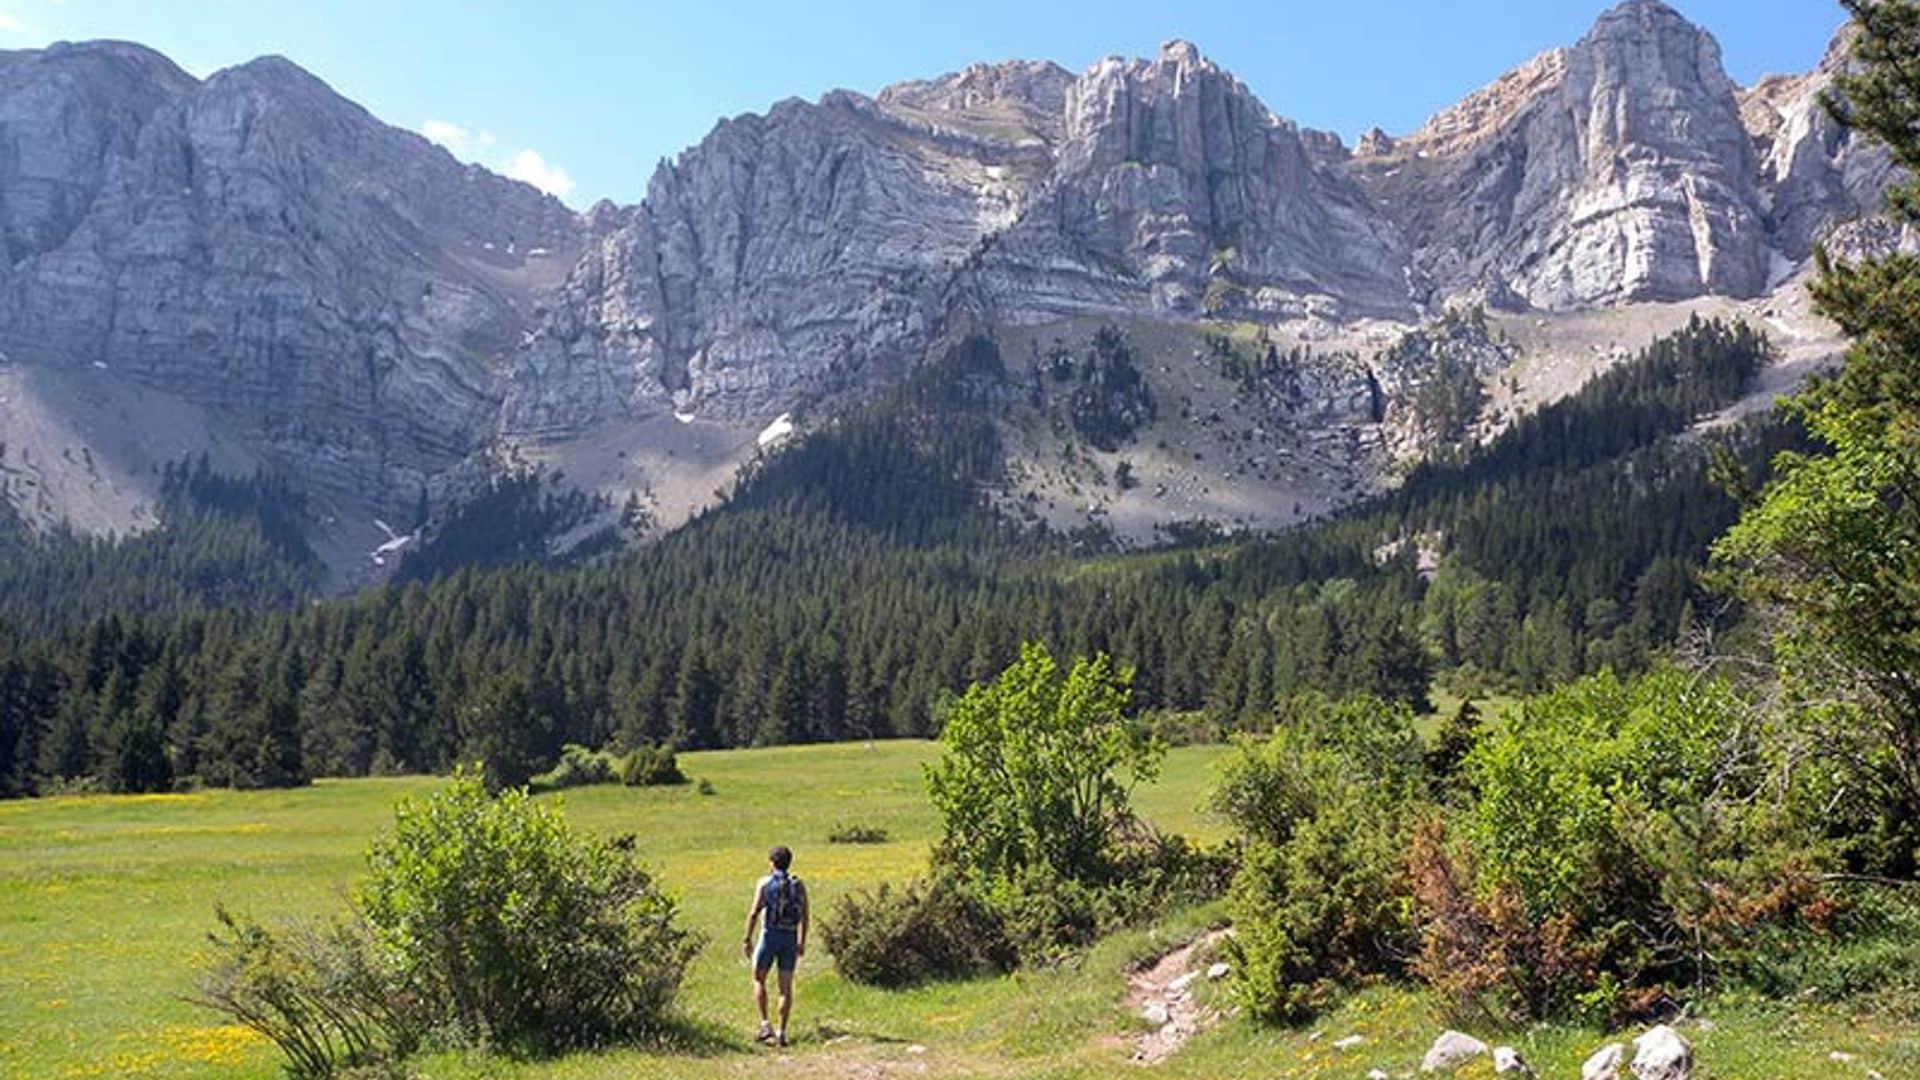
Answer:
[{"left": 3, "top": 740, "right": 1915, "bottom": 1079}]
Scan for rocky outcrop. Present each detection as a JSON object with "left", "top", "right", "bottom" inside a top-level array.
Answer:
[
  {"left": 1740, "top": 27, "right": 1896, "bottom": 263},
  {"left": 502, "top": 41, "right": 1413, "bottom": 438},
  {"left": 973, "top": 41, "right": 1410, "bottom": 324},
  {"left": 1362, "top": 0, "right": 1770, "bottom": 310},
  {"left": 501, "top": 66, "right": 1063, "bottom": 435},
  {"left": 0, "top": 41, "right": 582, "bottom": 514}
]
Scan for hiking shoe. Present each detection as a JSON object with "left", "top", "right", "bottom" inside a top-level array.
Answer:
[
  {"left": 775, "top": 1032, "right": 789, "bottom": 1049},
  {"left": 755, "top": 1022, "right": 773, "bottom": 1043}
]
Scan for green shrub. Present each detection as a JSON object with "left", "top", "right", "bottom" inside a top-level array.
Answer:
[
  {"left": 193, "top": 908, "right": 415, "bottom": 1078},
  {"left": 925, "top": 642, "right": 1163, "bottom": 890},
  {"left": 822, "top": 877, "right": 1014, "bottom": 987},
  {"left": 619, "top": 744, "right": 685, "bottom": 787},
  {"left": 530, "top": 744, "right": 683, "bottom": 790},
  {"left": 988, "top": 863, "right": 1118, "bottom": 966},
  {"left": 1213, "top": 695, "right": 1426, "bottom": 1022},
  {"left": 355, "top": 770, "right": 701, "bottom": 1052},
  {"left": 1418, "top": 669, "right": 1839, "bottom": 1022},
  {"left": 826, "top": 822, "right": 890, "bottom": 844},
  {"left": 534, "top": 744, "right": 619, "bottom": 790}
]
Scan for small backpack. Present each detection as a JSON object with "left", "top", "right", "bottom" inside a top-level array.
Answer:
[{"left": 766, "top": 871, "right": 804, "bottom": 931}]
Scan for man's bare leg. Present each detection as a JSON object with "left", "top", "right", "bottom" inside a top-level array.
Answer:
[
  {"left": 753, "top": 967, "right": 772, "bottom": 1039},
  {"left": 776, "top": 966, "right": 795, "bottom": 1043}
]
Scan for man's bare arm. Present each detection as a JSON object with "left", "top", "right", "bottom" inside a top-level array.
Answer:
[
  {"left": 797, "top": 883, "right": 810, "bottom": 957},
  {"left": 742, "top": 883, "right": 764, "bottom": 956}
]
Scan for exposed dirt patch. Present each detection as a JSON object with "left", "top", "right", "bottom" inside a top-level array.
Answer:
[{"left": 1125, "top": 928, "right": 1232, "bottom": 1065}]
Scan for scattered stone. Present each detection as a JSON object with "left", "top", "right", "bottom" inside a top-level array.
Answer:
[
  {"left": 1630, "top": 1025, "right": 1692, "bottom": 1080},
  {"left": 1333, "top": 1034, "right": 1365, "bottom": 1050},
  {"left": 1142, "top": 1002, "right": 1170, "bottom": 1026},
  {"left": 1830, "top": 1050, "right": 1857, "bottom": 1064},
  {"left": 1494, "top": 1045, "right": 1533, "bottom": 1075},
  {"left": 1368, "top": 1071, "right": 1390, "bottom": 1080},
  {"left": 1206, "top": 961, "right": 1230, "bottom": 980},
  {"left": 1422, "top": 1030, "right": 1491, "bottom": 1072},
  {"left": 906, "top": 1044, "right": 926, "bottom": 1055},
  {"left": 1167, "top": 971, "right": 1198, "bottom": 994},
  {"left": 1582, "top": 1042, "right": 1626, "bottom": 1080}
]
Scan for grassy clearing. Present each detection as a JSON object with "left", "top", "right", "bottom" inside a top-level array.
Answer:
[{"left": 2, "top": 741, "right": 1914, "bottom": 1078}]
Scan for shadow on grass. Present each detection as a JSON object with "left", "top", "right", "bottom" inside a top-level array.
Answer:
[{"left": 811, "top": 1023, "right": 914, "bottom": 1046}]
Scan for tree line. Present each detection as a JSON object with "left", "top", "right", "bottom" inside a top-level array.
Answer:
[{"left": 0, "top": 317, "right": 1779, "bottom": 796}]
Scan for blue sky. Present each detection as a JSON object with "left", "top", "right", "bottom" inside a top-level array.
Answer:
[{"left": 0, "top": 1, "right": 1846, "bottom": 208}]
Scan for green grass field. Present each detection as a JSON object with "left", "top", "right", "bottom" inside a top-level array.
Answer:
[{"left": 4, "top": 741, "right": 1916, "bottom": 1079}]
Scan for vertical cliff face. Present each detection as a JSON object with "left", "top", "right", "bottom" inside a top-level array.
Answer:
[
  {"left": 499, "top": 65, "right": 1068, "bottom": 436},
  {"left": 1360, "top": 0, "right": 1771, "bottom": 310},
  {"left": 0, "top": 42, "right": 582, "bottom": 512},
  {"left": 1741, "top": 27, "right": 1897, "bottom": 264},
  {"left": 971, "top": 41, "right": 1410, "bottom": 323}
]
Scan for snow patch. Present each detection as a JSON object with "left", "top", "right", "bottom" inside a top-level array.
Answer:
[
  {"left": 756, "top": 412, "right": 795, "bottom": 449},
  {"left": 368, "top": 518, "right": 416, "bottom": 567}
]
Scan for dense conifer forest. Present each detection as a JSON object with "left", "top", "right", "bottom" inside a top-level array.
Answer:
[{"left": 0, "top": 317, "right": 1782, "bottom": 796}]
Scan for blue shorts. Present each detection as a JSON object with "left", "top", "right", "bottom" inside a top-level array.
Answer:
[{"left": 754, "top": 928, "right": 799, "bottom": 974}]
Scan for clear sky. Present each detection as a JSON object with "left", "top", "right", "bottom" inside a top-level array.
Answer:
[{"left": 0, "top": 1, "right": 1847, "bottom": 208}]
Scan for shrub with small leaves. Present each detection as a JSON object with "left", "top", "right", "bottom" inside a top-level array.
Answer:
[
  {"left": 354, "top": 769, "right": 701, "bottom": 1052},
  {"left": 822, "top": 877, "right": 1015, "bottom": 987},
  {"left": 826, "top": 822, "right": 890, "bottom": 844}
]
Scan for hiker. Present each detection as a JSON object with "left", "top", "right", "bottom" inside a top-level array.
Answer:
[{"left": 743, "top": 844, "right": 809, "bottom": 1047}]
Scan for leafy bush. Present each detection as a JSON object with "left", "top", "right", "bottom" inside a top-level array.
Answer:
[
  {"left": 1416, "top": 669, "right": 1837, "bottom": 1023},
  {"left": 821, "top": 877, "right": 1015, "bottom": 987},
  {"left": 619, "top": 743, "right": 685, "bottom": 787},
  {"left": 534, "top": 744, "right": 618, "bottom": 790},
  {"left": 925, "top": 642, "right": 1163, "bottom": 890},
  {"left": 1213, "top": 695, "right": 1426, "bottom": 1022},
  {"left": 193, "top": 908, "right": 415, "bottom": 1078},
  {"left": 354, "top": 771, "right": 701, "bottom": 1052},
  {"left": 531, "top": 744, "right": 684, "bottom": 791},
  {"left": 826, "top": 822, "right": 890, "bottom": 844}
]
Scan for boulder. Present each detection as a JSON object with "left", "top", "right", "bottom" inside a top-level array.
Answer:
[
  {"left": 1422, "top": 1030, "right": 1490, "bottom": 1072},
  {"left": 1583, "top": 1042, "right": 1627, "bottom": 1080},
  {"left": 1630, "top": 1025, "right": 1692, "bottom": 1080},
  {"left": 1205, "top": 961, "right": 1230, "bottom": 980},
  {"left": 1493, "top": 1045, "right": 1533, "bottom": 1075},
  {"left": 1141, "top": 1002, "right": 1170, "bottom": 1026}
]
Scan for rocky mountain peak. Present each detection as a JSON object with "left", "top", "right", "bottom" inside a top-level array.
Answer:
[
  {"left": 1361, "top": 0, "right": 1770, "bottom": 310},
  {"left": 875, "top": 58, "right": 1071, "bottom": 145}
]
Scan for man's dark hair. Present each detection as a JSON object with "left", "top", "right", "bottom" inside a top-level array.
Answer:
[{"left": 769, "top": 845, "right": 792, "bottom": 871}]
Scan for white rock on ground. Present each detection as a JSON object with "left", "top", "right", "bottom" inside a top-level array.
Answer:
[
  {"left": 1368, "top": 1071, "right": 1390, "bottom": 1080},
  {"left": 1206, "top": 961, "right": 1230, "bottom": 980},
  {"left": 1167, "top": 971, "right": 1198, "bottom": 994},
  {"left": 1141, "top": 1003, "right": 1170, "bottom": 1026},
  {"left": 1630, "top": 1025, "right": 1693, "bottom": 1080},
  {"left": 1583, "top": 1042, "right": 1627, "bottom": 1080},
  {"left": 1422, "top": 1030, "right": 1491, "bottom": 1072},
  {"left": 1494, "top": 1045, "right": 1532, "bottom": 1074},
  {"left": 1333, "top": 1034, "right": 1364, "bottom": 1050}
]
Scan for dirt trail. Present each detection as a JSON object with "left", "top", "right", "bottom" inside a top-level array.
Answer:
[{"left": 1124, "top": 928, "right": 1232, "bottom": 1065}]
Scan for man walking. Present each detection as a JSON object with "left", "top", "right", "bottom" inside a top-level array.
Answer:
[{"left": 743, "top": 844, "right": 809, "bottom": 1048}]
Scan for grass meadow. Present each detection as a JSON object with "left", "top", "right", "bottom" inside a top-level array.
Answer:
[{"left": 3, "top": 740, "right": 1915, "bottom": 1079}]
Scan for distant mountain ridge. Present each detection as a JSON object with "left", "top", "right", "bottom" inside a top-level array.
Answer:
[{"left": 0, "top": 0, "right": 1886, "bottom": 567}]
